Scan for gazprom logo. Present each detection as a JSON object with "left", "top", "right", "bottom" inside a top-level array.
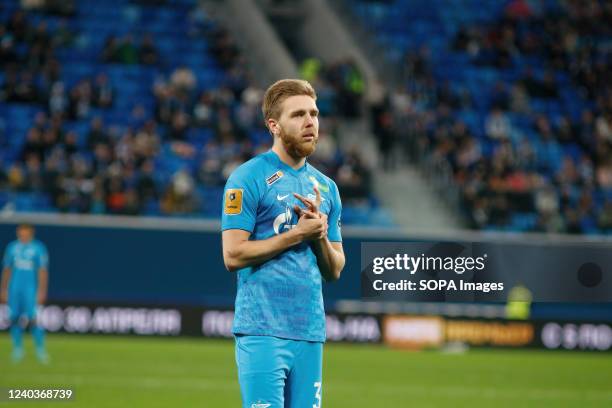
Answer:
[{"left": 273, "top": 206, "right": 294, "bottom": 234}]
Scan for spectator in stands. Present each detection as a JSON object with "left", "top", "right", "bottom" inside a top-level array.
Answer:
[
  {"left": 24, "top": 155, "right": 44, "bottom": 192},
  {"left": 123, "top": 188, "right": 140, "bottom": 215},
  {"left": 555, "top": 116, "right": 574, "bottom": 145},
  {"left": 235, "top": 85, "right": 264, "bottom": 133},
  {"left": 170, "top": 66, "right": 197, "bottom": 96},
  {"left": 0, "top": 2, "right": 377, "bottom": 222},
  {"left": 53, "top": 19, "right": 75, "bottom": 47},
  {"left": 90, "top": 185, "right": 106, "bottom": 214},
  {"left": 521, "top": 70, "right": 558, "bottom": 99},
  {"left": 105, "top": 175, "right": 126, "bottom": 214},
  {"left": 93, "top": 73, "right": 114, "bottom": 108},
  {"left": 0, "top": 25, "right": 18, "bottom": 68},
  {"left": 485, "top": 108, "right": 511, "bottom": 140},
  {"left": 598, "top": 200, "right": 612, "bottom": 232},
  {"left": 139, "top": 34, "right": 159, "bottom": 65},
  {"left": 116, "top": 35, "right": 138, "bottom": 65},
  {"left": 29, "top": 21, "right": 51, "bottom": 50},
  {"left": 7, "top": 11, "right": 28, "bottom": 43},
  {"left": 193, "top": 91, "right": 214, "bottom": 127},
  {"left": 0, "top": 71, "right": 17, "bottom": 102},
  {"left": 595, "top": 112, "right": 612, "bottom": 142},
  {"left": 62, "top": 131, "right": 79, "bottom": 159},
  {"left": 13, "top": 71, "right": 39, "bottom": 103},
  {"left": 87, "top": 117, "right": 109, "bottom": 150},
  {"left": 161, "top": 169, "right": 196, "bottom": 214},
  {"left": 168, "top": 112, "right": 189, "bottom": 142},
  {"left": 509, "top": 83, "right": 529, "bottom": 113},
  {"left": 7, "top": 164, "right": 26, "bottom": 192},
  {"left": 369, "top": 82, "right": 395, "bottom": 171},
  {"left": 336, "top": 148, "right": 371, "bottom": 202},
  {"left": 596, "top": 159, "right": 612, "bottom": 190},
  {"left": 136, "top": 160, "right": 158, "bottom": 204},
  {"left": 504, "top": 0, "right": 533, "bottom": 20},
  {"left": 102, "top": 35, "right": 119, "bottom": 63},
  {"left": 333, "top": 58, "right": 365, "bottom": 118},
  {"left": 22, "top": 0, "right": 76, "bottom": 16},
  {"left": 21, "top": 128, "right": 45, "bottom": 162},
  {"left": 208, "top": 27, "right": 239, "bottom": 70},
  {"left": 68, "top": 79, "right": 92, "bottom": 119},
  {"left": 133, "top": 120, "right": 160, "bottom": 163},
  {"left": 196, "top": 154, "right": 222, "bottom": 188},
  {"left": 48, "top": 81, "right": 68, "bottom": 115},
  {"left": 490, "top": 81, "right": 509, "bottom": 110}
]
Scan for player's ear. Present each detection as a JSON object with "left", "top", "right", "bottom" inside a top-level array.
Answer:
[{"left": 268, "top": 119, "right": 280, "bottom": 136}]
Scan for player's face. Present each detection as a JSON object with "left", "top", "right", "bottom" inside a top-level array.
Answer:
[
  {"left": 276, "top": 95, "right": 319, "bottom": 159},
  {"left": 17, "top": 226, "right": 34, "bottom": 242}
]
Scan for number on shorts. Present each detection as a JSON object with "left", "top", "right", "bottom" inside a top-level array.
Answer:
[{"left": 313, "top": 382, "right": 322, "bottom": 408}]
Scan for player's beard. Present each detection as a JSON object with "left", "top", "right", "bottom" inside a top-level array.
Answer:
[{"left": 279, "top": 127, "right": 318, "bottom": 159}]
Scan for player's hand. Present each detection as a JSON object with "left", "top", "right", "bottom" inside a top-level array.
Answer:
[
  {"left": 295, "top": 212, "right": 326, "bottom": 241},
  {"left": 294, "top": 185, "right": 321, "bottom": 217},
  {"left": 37, "top": 292, "right": 46, "bottom": 305},
  {"left": 0, "top": 290, "right": 7, "bottom": 304},
  {"left": 294, "top": 186, "right": 328, "bottom": 239}
]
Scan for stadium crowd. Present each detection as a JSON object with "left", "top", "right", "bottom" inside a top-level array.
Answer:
[
  {"left": 374, "top": 0, "right": 612, "bottom": 234},
  {"left": 0, "top": 0, "right": 374, "bottom": 218}
]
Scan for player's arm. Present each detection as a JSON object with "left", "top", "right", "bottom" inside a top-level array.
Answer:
[
  {"left": 37, "top": 245, "right": 49, "bottom": 304},
  {"left": 310, "top": 238, "right": 345, "bottom": 282},
  {"left": 0, "top": 267, "right": 11, "bottom": 303},
  {"left": 222, "top": 215, "right": 326, "bottom": 272},
  {"left": 1, "top": 245, "right": 12, "bottom": 303},
  {"left": 37, "top": 267, "right": 48, "bottom": 304}
]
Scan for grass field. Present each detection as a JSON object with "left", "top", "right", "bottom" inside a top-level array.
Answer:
[{"left": 1, "top": 334, "right": 611, "bottom": 407}]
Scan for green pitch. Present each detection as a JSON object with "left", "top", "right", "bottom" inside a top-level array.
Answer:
[{"left": 1, "top": 334, "right": 611, "bottom": 407}]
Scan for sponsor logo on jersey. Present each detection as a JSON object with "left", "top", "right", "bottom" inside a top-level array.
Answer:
[
  {"left": 15, "top": 258, "right": 35, "bottom": 270},
  {"left": 308, "top": 175, "right": 329, "bottom": 192},
  {"left": 224, "top": 189, "right": 243, "bottom": 215},
  {"left": 266, "top": 171, "right": 284, "bottom": 186},
  {"left": 307, "top": 193, "right": 325, "bottom": 202},
  {"left": 251, "top": 401, "right": 271, "bottom": 408},
  {"left": 273, "top": 206, "right": 294, "bottom": 234}
]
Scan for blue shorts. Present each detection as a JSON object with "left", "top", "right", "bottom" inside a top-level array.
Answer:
[
  {"left": 235, "top": 334, "right": 323, "bottom": 408},
  {"left": 8, "top": 288, "right": 37, "bottom": 321}
]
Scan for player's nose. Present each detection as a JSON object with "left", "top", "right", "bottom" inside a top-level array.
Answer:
[{"left": 304, "top": 114, "right": 315, "bottom": 127}]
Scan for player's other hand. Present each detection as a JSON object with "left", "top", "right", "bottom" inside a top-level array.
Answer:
[
  {"left": 294, "top": 207, "right": 328, "bottom": 241},
  {"left": 0, "top": 290, "right": 7, "bottom": 303},
  {"left": 294, "top": 185, "right": 321, "bottom": 217},
  {"left": 37, "top": 292, "right": 46, "bottom": 305},
  {"left": 295, "top": 212, "right": 326, "bottom": 241}
]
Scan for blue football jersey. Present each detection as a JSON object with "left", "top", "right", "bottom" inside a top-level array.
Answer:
[
  {"left": 222, "top": 150, "right": 342, "bottom": 342},
  {"left": 3, "top": 239, "right": 49, "bottom": 291}
]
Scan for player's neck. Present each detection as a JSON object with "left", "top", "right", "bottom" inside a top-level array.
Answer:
[{"left": 272, "top": 144, "right": 306, "bottom": 170}]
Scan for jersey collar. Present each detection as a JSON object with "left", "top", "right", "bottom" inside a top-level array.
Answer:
[{"left": 266, "top": 150, "right": 308, "bottom": 175}]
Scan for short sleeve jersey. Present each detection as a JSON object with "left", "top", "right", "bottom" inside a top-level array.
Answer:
[
  {"left": 222, "top": 150, "right": 342, "bottom": 342},
  {"left": 3, "top": 239, "right": 48, "bottom": 292}
]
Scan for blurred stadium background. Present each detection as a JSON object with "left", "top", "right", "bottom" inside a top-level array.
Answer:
[{"left": 0, "top": 0, "right": 611, "bottom": 406}]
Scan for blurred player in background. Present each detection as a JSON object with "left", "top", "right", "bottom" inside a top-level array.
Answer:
[
  {"left": 0, "top": 224, "right": 49, "bottom": 363},
  {"left": 222, "top": 79, "right": 345, "bottom": 407}
]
